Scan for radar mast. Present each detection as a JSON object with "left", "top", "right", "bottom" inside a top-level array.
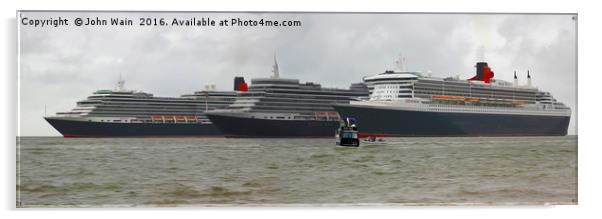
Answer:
[
  {"left": 116, "top": 73, "right": 125, "bottom": 91},
  {"left": 271, "top": 56, "right": 280, "bottom": 79}
]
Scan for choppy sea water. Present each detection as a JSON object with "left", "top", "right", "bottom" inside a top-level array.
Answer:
[{"left": 16, "top": 136, "right": 577, "bottom": 207}]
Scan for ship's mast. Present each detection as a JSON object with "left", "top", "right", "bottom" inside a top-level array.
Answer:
[
  {"left": 513, "top": 71, "right": 518, "bottom": 100},
  {"left": 395, "top": 54, "right": 407, "bottom": 72},
  {"left": 514, "top": 71, "right": 518, "bottom": 86},
  {"left": 527, "top": 70, "right": 532, "bottom": 87},
  {"left": 403, "top": 57, "right": 407, "bottom": 72},
  {"left": 116, "top": 73, "right": 125, "bottom": 91},
  {"left": 271, "top": 56, "right": 280, "bottom": 79}
]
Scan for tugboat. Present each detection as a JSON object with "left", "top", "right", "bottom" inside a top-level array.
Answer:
[{"left": 335, "top": 117, "right": 360, "bottom": 147}]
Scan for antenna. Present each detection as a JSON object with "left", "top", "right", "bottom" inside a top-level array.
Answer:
[
  {"left": 395, "top": 54, "right": 408, "bottom": 72},
  {"left": 513, "top": 71, "right": 518, "bottom": 86},
  {"left": 403, "top": 57, "right": 407, "bottom": 71},
  {"left": 116, "top": 73, "right": 125, "bottom": 91},
  {"left": 527, "top": 70, "right": 532, "bottom": 87},
  {"left": 272, "top": 56, "right": 280, "bottom": 79},
  {"left": 395, "top": 54, "right": 403, "bottom": 71}
]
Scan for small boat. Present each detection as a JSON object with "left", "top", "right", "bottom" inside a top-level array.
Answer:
[
  {"left": 336, "top": 128, "right": 360, "bottom": 147},
  {"left": 335, "top": 118, "right": 360, "bottom": 147},
  {"left": 362, "top": 136, "right": 388, "bottom": 145}
]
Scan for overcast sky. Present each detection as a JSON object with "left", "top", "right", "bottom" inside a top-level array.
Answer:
[{"left": 18, "top": 12, "right": 577, "bottom": 136}]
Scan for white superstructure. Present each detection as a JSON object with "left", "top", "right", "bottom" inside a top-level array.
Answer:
[
  {"left": 50, "top": 78, "right": 237, "bottom": 124},
  {"left": 355, "top": 67, "right": 571, "bottom": 117}
]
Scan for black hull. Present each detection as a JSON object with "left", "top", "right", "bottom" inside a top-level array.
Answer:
[
  {"left": 45, "top": 118, "right": 223, "bottom": 137},
  {"left": 333, "top": 104, "right": 570, "bottom": 137},
  {"left": 205, "top": 113, "right": 339, "bottom": 138}
]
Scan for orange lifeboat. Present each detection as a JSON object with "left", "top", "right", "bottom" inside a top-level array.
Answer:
[
  {"left": 175, "top": 115, "right": 186, "bottom": 122},
  {"left": 315, "top": 112, "right": 327, "bottom": 117},
  {"left": 432, "top": 95, "right": 465, "bottom": 100},
  {"left": 186, "top": 116, "right": 197, "bottom": 122}
]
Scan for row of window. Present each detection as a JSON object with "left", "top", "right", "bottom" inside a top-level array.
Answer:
[
  {"left": 414, "top": 83, "right": 537, "bottom": 95},
  {"left": 414, "top": 90, "right": 536, "bottom": 100},
  {"left": 416, "top": 104, "right": 568, "bottom": 115}
]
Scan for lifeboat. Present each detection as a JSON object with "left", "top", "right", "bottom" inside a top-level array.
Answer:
[
  {"left": 175, "top": 115, "right": 186, "bottom": 122},
  {"left": 432, "top": 95, "right": 465, "bottom": 101},
  {"left": 186, "top": 116, "right": 198, "bottom": 122},
  {"left": 151, "top": 115, "right": 163, "bottom": 121},
  {"left": 315, "top": 111, "right": 327, "bottom": 117},
  {"left": 328, "top": 111, "right": 340, "bottom": 120}
]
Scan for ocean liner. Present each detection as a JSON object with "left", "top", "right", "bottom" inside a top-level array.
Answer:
[
  {"left": 333, "top": 62, "right": 571, "bottom": 137},
  {"left": 44, "top": 77, "right": 238, "bottom": 137},
  {"left": 205, "top": 58, "right": 369, "bottom": 137}
]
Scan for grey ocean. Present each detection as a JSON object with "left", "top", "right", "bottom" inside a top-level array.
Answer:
[{"left": 17, "top": 136, "right": 577, "bottom": 207}]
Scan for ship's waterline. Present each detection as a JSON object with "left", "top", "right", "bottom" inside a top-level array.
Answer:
[
  {"left": 17, "top": 136, "right": 577, "bottom": 207},
  {"left": 334, "top": 104, "right": 570, "bottom": 137}
]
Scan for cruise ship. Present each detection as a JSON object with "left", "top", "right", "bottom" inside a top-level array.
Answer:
[
  {"left": 333, "top": 62, "right": 571, "bottom": 137},
  {"left": 205, "top": 59, "right": 369, "bottom": 137},
  {"left": 44, "top": 77, "right": 238, "bottom": 137}
]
